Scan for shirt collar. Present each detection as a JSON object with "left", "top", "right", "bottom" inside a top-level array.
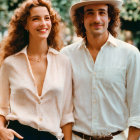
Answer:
[
  {"left": 14, "top": 46, "right": 27, "bottom": 56},
  {"left": 107, "top": 33, "right": 117, "bottom": 47},
  {"left": 48, "top": 47, "right": 59, "bottom": 55},
  {"left": 14, "top": 46, "right": 59, "bottom": 56},
  {"left": 79, "top": 33, "right": 117, "bottom": 49}
]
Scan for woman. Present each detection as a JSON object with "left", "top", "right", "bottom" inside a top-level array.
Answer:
[{"left": 0, "top": 0, "right": 74, "bottom": 140}]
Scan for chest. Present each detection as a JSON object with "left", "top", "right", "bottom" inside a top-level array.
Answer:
[
  {"left": 70, "top": 49, "right": 128, "bottom": 86},
  {"left": 8, "top": 56, "right": 66, "bottom": 97},
  {"left": 88, "top": 48, "right": 99, "bottom": 62},
  {"left": 30, "top": 60, "right": 47, "bottom": 80},
  {"left": 29, "top": 60, "right": 47, "bottom": 96}
]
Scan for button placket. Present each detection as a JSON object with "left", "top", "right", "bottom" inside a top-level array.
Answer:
[
  {"left": 39, "top": 117, "right": 43, "bottom": 121},
  {"left": 37, "top": 97, "right": 44, "bottom": 124},
  {"left": 91, "top": 69, "right": 99, "bottom": 130},
  {"left": 91, "top": 73, "right": 97, "bottom": 119},
  {"left": 38, "top": 100, "right": 41, "bottom": 104}
]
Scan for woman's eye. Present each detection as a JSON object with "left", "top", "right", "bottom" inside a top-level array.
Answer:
[
  {"left": 45, "top": 16, "right": 50, "bottom": 20},
  {"left": 32, "top": 18, "right": 38, "bottom": 21}
]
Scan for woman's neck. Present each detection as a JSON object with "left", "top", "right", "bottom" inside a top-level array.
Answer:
[{"left": 27, "top": 39, "right": 48, "bottom": 56}]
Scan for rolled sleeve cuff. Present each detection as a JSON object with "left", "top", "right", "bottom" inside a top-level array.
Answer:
[
  {"left": 60, "top": 113, "right": 74, "bottom": 127},
  {"left": 128, "top": 116, "right": 140, "bottom": 128},
  {"left": 0, "top": 107, "right": 9, "bottom": 117}
]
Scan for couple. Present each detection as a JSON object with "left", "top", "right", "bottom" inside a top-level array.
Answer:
[{"left": 0, "top": 0, "right": 140, "bottom": 140}]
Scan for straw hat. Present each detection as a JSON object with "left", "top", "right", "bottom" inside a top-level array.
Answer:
[{"left": 70, "top": 0, "right": 123, "bottom": 21}]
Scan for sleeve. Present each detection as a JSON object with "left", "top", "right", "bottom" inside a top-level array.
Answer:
[
  {"left": 126, "top": 50, "right": 140, "bottom": 128},
  {"left": 0, "top": 61, "right": 10, "bottom": 117},
  {"left": 60, "top": 58, "right": 74, "bottom": 127}
]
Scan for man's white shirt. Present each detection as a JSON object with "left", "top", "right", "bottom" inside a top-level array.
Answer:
[{"left": 61, "top": 34, "right": 140, "bottom": 136}]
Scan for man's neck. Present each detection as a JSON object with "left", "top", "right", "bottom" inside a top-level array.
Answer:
[{"left": 86, "top": 32, "right": 109, "bottom": 50}]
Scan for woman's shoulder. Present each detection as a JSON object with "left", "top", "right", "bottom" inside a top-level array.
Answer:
[
  {"left": 2, "top": 54, "right": 16, "bottom": 65},
  {"left": 2, "top": 47, "right": 27, "bottom": 65},
  {"left": 49, "top": 47, "right": 71, "bottom": 64},
  {"left": 0, "top": 55, "right": 16, "bottom": 70}
]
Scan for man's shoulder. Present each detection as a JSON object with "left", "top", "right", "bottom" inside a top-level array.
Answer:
[
  {"left": 61, "top": 40, "right": 83, "bottom": 54},
  {"left": 114, "top": 38, "right": 139, "bottom": 53}
]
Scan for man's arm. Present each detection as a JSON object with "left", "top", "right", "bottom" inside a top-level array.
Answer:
[
  {"left": 128, "top": 126, "right": 140, "bottom": 140},
  {"left": 126, "top": 49, "right": 140, "bottom": 140},
  {"left": 62, "top": 123, "right": 73, "bottom": 140}
]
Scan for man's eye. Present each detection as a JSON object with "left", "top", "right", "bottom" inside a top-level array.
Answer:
[
  {"left": 84, "top": 11, "right": 94, "bottom": 16},
  {"left": 100, "top": 12, "right": 106, "bottom": 15},
  {"left": 87, "top": 12, "right": 94, "bottom": 15}
]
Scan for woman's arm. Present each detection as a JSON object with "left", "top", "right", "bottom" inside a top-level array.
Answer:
[
  {"left": 0, "top": 63, "right": 23, "bottom": 140},
  {"left": 0, "top": 115, "right": 7, "bottom": 128},
  {"left": 60, "top": 59, "right": 74, "bottom": 140},
  {"left": 62, "top": 123, "right": 73, "bottom": 140}
]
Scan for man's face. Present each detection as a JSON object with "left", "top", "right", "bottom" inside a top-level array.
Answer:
[{"left": 84, "top": 4, "right": 110, "bottom": 37}]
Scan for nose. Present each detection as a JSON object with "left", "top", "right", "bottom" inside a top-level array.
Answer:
[
  {"left": 94, "top": 12, "right": 100, "bottom": 22},
  {"left": 40, "top": 19, "right": 46, "bottom": 26}
]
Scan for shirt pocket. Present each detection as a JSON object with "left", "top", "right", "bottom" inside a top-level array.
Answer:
[{"left": 97, "top": 67, "right": 126, "bottom": 85}]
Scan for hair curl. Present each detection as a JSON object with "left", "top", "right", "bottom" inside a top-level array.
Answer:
[
  {"left": 72, "top": 4, "right": 120, "bottom": 38},
  {"left": 0, "top": 0, "right": 62, "bottom": 63}
]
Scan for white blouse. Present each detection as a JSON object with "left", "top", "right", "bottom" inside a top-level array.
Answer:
[{"left": 0, "top": 46, "right": 74, "bottom": 139}]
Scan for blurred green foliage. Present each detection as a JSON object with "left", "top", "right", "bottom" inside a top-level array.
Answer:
[
  {"left": 52, "top": 0, "right": 72, "bottom": 23},
  {"left": 51, "top": 0, "right": 74, "bottom": 43},
  {"left": 121, "top": 0, "right": 140, "bottom": 49},
  {"left": 121, "top": 0, "right": 140, "bottom": 21}
]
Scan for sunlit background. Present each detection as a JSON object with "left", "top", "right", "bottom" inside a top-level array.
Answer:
[{"left": 0, "top": 0, "right": 140, "bottom": 137}]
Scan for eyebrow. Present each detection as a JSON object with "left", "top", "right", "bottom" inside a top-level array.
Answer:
[
  {"left": 30, "top": 15, "right": 50, "bottom": 18},
  {"left": 84, "top": 8, "right": 107, "bottom": 12}
]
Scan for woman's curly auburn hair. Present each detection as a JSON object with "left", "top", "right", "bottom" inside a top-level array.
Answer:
[
  {"left": 72, "top": 4, "right": 121, "bottom": 38},
  {"left": 0, "top": 0, "right": 62, "bottom": 63}
]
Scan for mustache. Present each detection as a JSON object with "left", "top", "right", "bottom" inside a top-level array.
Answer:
[{"left": 89, "top": 22, "right": 103, "bottom": 26}]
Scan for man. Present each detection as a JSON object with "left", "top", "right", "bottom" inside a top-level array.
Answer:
[{"left": 61, "top": 0, "right": 140, "bottom": 140}]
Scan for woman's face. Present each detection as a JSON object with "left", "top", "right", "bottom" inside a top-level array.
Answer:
[{"left": 25, "top": 6, "right": 52, "bottom": 40}]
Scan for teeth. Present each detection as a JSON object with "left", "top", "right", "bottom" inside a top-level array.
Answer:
[{"left": 40, "top": 29, "right": 46, "bottom": 31}]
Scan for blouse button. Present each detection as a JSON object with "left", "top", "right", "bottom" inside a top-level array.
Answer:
[{"left": 39, "top": 117, "right": 42, "bottom": 121}]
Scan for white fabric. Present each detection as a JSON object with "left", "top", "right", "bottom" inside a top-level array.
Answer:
[
  {"left": 61, "top": 34, "right": 140, "bottom": 137},
  {"left": 0, "top": 47, "right": 74, "bottom": 139}
]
